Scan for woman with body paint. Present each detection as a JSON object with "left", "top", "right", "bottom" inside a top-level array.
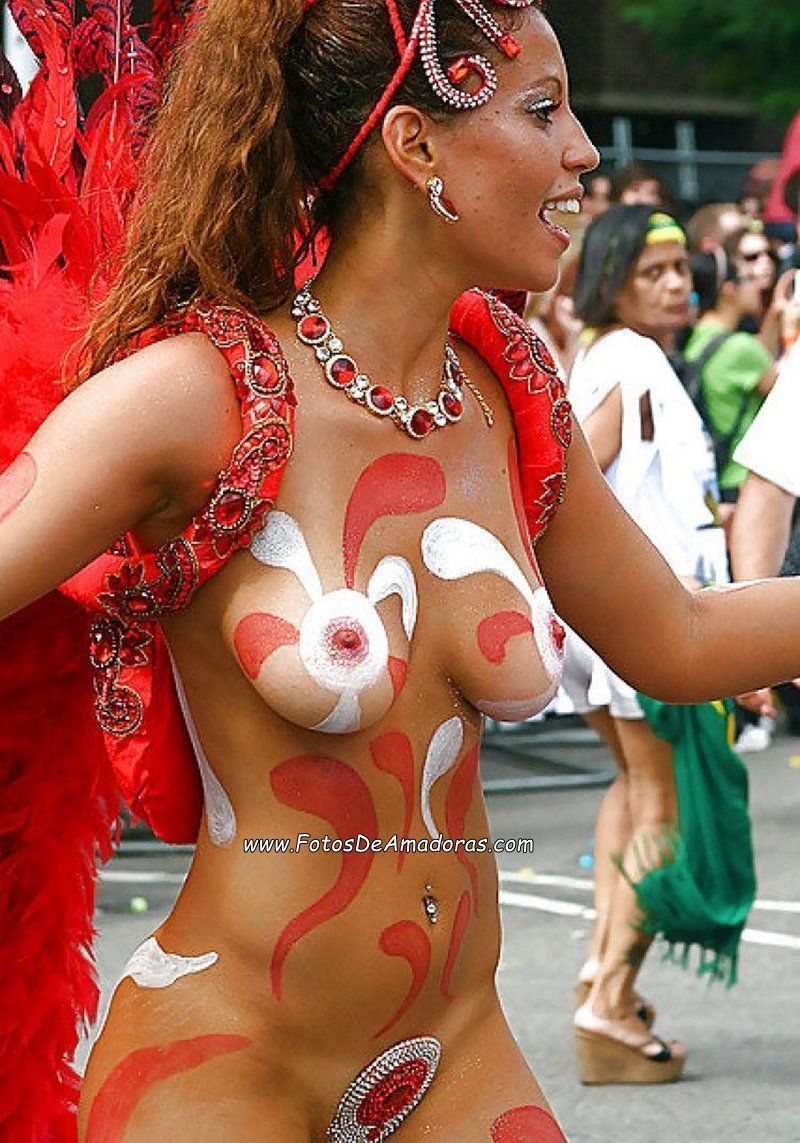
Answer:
[{"left": 2, "top": 1, "right": 800, "bottom": 1138}]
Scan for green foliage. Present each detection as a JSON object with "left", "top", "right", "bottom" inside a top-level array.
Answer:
[{"left": 614, "top": 0, "right": 800, "bottom": 120}]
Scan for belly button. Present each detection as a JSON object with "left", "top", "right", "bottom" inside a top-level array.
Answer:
[{"left": 422, "top": 884, "right": 439, "bottom": 926}]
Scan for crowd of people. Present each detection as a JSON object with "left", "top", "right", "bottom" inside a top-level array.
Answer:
[{"left": 522, "top": 156, "right": 800, "bottom": 1085}]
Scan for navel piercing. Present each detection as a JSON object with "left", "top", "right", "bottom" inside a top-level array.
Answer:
[
  {"left": 423, "top": 884, "right": 439, "bottom": 925},
  {"left": 426, "top": 176, "right": 460, "bottom": 224}
]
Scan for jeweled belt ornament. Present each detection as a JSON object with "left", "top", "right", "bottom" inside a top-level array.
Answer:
[
  {"left": 326, "top": 1035, "right": 442, "bottom": 1142},
  {"left": 293, "top": 288, "right": 492, "bottom": 438}
]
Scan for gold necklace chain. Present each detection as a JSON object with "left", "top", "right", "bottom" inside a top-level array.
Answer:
[{"left": 459, "top": 370, "right": 494, "bottom": 428}]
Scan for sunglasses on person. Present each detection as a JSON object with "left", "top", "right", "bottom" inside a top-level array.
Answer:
[{"left": 738, "top": 248, "right": 772, "bottom": 263}]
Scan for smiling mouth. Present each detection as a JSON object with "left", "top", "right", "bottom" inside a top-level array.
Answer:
[{"left": 538, "top": 197, "right": 582, "bottom": 243}]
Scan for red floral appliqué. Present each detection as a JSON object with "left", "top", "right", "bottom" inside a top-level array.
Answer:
[{"left": 90, "top": 302, "right": 295, "bottom": 738}]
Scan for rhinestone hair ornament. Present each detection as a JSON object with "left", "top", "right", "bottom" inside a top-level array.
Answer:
[{"left": 302, "top": 0, "right": 542, "bottom": 190}]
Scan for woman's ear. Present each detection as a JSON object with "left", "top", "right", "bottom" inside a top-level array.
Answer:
[{"left": 380, "top": 104, "right": 439, "bottom": 191}]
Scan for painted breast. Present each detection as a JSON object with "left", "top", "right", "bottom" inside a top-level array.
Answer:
[{"left": 225, "top": 446, "right": 564, "bottom": 734}]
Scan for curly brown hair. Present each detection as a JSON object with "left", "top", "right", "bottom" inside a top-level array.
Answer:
[{"left": 83, "top": 0, "right": 537, "bottom": 377}]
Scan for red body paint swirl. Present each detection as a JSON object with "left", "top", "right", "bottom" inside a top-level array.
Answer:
[
  {"left": 370, "top": 731, "right": 415, "bottom": 871},
  {"left": 342, "top": 453, "right": 446, "bottom": 588},
  {"left": 86, "top": 1034, "right": 249, "bottom": 1143},
  {"left": 0, "top": 452, "right": 36, "bottom": 524},
  {"left": 491, "top": 1104, "right": 567, "bottom": 1142},
  {"left": 440, "top": 889, "right": 471, "bottom": 999},
  {"left": 374, "top": 920, "right": 432, "bottom": 1037},
  {"left": 445, "top": 745, "right": 481, "bottom": 914},
  {"left": 269, "top": 754, "right": 379, "bottom": 999},
  {"left": 477, "top": 609, "right": 534, "bottom": 665},
  {"left": 233, "top": 612, "right": 299, "bottom": 679}
]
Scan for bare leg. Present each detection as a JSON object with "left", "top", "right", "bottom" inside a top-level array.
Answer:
[
  {"left": 581, "top": 709, "right": 630, "bottom": 971},
  {"left": 584, "top": 717, "right": 676, "bottom": 1036}
]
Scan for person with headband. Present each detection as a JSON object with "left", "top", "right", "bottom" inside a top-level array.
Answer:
[
  {"left": 563, "top": 204, "right": 755, "bottom": 1085},
  {"left": 2, "top": 2, "right": 800, "bottom": 1137}
]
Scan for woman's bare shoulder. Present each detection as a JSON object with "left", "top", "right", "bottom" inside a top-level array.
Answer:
[{"left": 80, "top": 330, "right": 243, "bottom": 508}]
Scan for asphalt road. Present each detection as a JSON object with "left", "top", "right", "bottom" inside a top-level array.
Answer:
[{"left": 80, "top": 721, "right": 800, "bottom": 1142}]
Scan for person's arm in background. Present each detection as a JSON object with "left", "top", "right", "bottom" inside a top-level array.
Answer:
[
  {"left": 730, "top": 473, "right": 797, "bottom": 717},
  {"left": 758, "top": 269, "right": 800, "bottom": 358},
  {"left": 730, "top": 473, "right": 795, "bottom": 581}
]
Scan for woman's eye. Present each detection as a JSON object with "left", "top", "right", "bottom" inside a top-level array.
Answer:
[{"left": 526, "top": 99, "right": 560, "bottom": 125}]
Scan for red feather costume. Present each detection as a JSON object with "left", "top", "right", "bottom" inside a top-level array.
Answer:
[{"left": 0, "top": 3, "right": 569, "bottom": 1137}]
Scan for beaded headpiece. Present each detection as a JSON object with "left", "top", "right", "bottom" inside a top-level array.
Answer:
[{"left": 303, "top": 0, "right": 541, "bottom": 190}]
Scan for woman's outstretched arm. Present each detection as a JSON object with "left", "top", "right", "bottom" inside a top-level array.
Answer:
[
  {"left": 537, "top": 424, "right": 800, "bottom": 703},
  {"left": 0, "top": 333, "right": 239, "bottom": 622}
]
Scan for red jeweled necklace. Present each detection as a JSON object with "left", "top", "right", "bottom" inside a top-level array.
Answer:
[{"left": 292, "top": 286, "right": 493, "bottom": 439}]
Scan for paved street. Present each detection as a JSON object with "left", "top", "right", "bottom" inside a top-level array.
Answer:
[{"left": 80, "top": 721, "right": 800, "bottom": 1141}]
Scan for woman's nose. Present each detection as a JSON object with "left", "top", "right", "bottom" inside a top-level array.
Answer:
[{"left": 565, "top": 113, "right": 600, "bottom": 176}]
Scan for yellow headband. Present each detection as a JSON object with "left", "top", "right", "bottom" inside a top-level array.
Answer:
[{"left": 646, "top": 212, "right": 686, "bottom": 246}]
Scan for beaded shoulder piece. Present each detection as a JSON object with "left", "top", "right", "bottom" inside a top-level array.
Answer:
[
  {"left": 450, "top": 288, "right": 572, "bottom": 541},
  {"left": 62, "top": 301, "right": 296, "bottom": 840}
]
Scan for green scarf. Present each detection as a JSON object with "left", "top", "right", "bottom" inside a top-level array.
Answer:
[{"left": 624, "top": 697, "right": 756, "bottom": 986}]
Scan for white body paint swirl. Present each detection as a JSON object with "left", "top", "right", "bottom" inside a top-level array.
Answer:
[
  {"left": 367, "top": 555, "right": 419, "bottom": 640},
  {"left": 251, "top": 510, "right": 323, "bottom": 601},
  {"left": 420, "top": 716, "right": 464, "bottom": 839},
  {"left": 421, "top": 517, "right": 565, "bottom": 718},
  {"left": 250, "top": 510, "right": 418, "bottom": 734},
  {"left": 170, "top": 656, "right": 237, "bottom": 846},
  {"left": 94, "top": 935, "right": 218, "bottom": 1037},
  {"left": 124, "top": 936, "right": 218, "bottom": 988}
]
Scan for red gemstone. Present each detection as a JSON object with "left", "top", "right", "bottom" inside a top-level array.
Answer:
[
  {"left": 499, "top": 33, "right": 521, "bottom": 58},
  {"left": 447, "top": 55, "right": 472, "bottom": 85},
  {"left": 251, "top": 358, "right": 280, "bottom": 388},
  {"left": 126, "top": 591, "right": 153, "bottom": 615},
  {"left": 409, "top": 408, "right": 434, "bottom": 437},
  {"left": 298, "top": 314, "right": 329, "bottom": 342},
  {"left": 328, "top": 356, "right": 357, "bottom": 388},
  {"left": 213, "top": 489, "right": 247, "bottom": 527},
  {"left": 506, "top": 337, "right": 530, "bottom": 363},
  {"left": 441, "top": 392, "right": 463, "bottom": 419},
  {"left": 90, "top": 624, "right": 118, "bottom": 667},
  {"left": 512, "top": 357, "right": 535, "bottom": 378},
  {"left": 368, "top": 386, "right": 393, "bottom": 412}
]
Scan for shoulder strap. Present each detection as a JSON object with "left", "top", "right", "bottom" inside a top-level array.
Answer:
[
  {"left": 683, "top": 330, "right": 748, "bottom": 475},
  {"left": 683, "top": 329, "right": 734, "bottom": 405},
  {"left": 450, "top": 289, "right": 571, "bottom": 543}
]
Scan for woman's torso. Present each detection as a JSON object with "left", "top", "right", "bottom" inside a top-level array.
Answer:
[{"left": 83, "top": 303, "right": 566, "bottom": 1108}]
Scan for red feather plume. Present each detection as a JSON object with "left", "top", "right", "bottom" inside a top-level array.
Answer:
[{"left": 0, "top": 2, "right": 200, "bottom": 1137}]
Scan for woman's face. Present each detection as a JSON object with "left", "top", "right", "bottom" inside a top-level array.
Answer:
[
  {"left": 430, "top": 11, "right": 599, "bottom": 294},
  {"left": 614, "top": 241, "right": 692, "bottom": 335},
  {"left": 732, "top": 231, "right": 775, "bottom": 296}
]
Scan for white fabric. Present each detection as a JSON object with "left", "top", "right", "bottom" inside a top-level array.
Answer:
[
  {"left": 559, "top": 628, "right": 643, "bottom": 720},
  {"left": 734, "top": 341, "right": 800, "bottom": 497},
  {"left": 561, "top": 329, "right": 726, "bottom": 717},
  {"left": 570, "top": 329, "right": 717, "bottom": 578}
]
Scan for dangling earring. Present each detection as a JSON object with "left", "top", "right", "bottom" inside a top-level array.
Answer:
[{"left": 426, "top": 176, "right": 460, "bottom": 224}]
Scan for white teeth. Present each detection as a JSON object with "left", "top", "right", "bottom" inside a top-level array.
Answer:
[{"left": 543, "top": 198, "right": 581, "bottom": 215}]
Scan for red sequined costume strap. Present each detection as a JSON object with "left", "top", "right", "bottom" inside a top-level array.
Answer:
[
  {"left": 450, "top": 288, "right": 571, "bottom": 540},
  {"left": 62, "top": 301, "right": 296, "bottom": 842}
]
